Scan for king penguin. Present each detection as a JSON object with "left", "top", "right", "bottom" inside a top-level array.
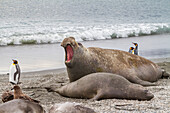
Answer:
[
  {"left": 9, "top": 59, "right": 21, "bottom": 85},
  {"left": 128, "top": 47, "right": 135, "bottom": 54},
  {"left": 132, "top": 42, "right": 138, "bottom": 55}
]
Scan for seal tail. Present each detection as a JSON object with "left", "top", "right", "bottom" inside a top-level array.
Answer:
[
  {"left": 161, "top": 70, "right": 170, "bottom": 79},
  {"left": 44, "top": 87, "right": 59, "bottom": 93},
  {"left": 130, "top": 76, "right": 157, "bottom": 86}
]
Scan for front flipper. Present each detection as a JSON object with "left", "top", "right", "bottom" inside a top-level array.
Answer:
[{"left": 91, "top": 90, "right": 104, "bottom": 101}]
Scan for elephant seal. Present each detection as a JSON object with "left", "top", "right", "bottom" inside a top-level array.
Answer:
[
  {"left": 61, "top": 37, "right": 162, "bottom": 86},
  {"left": 49, "top": 102, "right": 96, "bottom": 113},
  {"left": 0, "top": 99, "right": 44, "bottom": 113},
  {"left": 55, "top": 73, "right": 154, "bottom": 100}
]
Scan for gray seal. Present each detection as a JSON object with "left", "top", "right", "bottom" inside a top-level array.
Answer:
[
  {"left": 49, "top": 102, "right": 96, "bottom": 113},
  {"left": 61, "top": 37, "right": 162, "bottom": 86},
  {"left": 56, "top": 73, "right": 154, "bottom": 101},
  {"left": 0, "top": 99, "right": 44, "bottom": 113}
]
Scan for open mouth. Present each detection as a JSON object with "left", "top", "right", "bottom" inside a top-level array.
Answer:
[{"left": 65, "top": 44, "right": 73, "bottom": 62}]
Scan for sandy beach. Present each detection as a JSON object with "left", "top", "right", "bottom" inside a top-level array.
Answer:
[{"left": 0, "top": 57, "right": 169, "bottom": 113}]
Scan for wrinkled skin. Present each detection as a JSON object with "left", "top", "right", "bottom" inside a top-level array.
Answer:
[
  {"left": 61, "top": 37, "right": 162, "bottom": 86},
  {"left": 56, "top": 73, "right": 154, "bottom": 101},
  {"left": 0, "top": 99, "right": 44, "bottom": 113},
  {"left": 49, "top": 102, "right": 96, "bottom": 113}
]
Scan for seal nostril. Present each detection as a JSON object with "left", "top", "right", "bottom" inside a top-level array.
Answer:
[{"left": 144, "top": 90, "right": 148, "bottom": 94}]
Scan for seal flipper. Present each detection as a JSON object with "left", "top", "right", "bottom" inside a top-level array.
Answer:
[
  {"left": 162, "top": 70, "right": 170, "bottom": 79},
  {"left": 44, "top": 87, "right": 58, "bottom": 92},
  {"left": 91, "top": 90, "right": 104, "bottom": 101},
  {"left": 129, "top": 76, "right": 157, "bottom": 86}
]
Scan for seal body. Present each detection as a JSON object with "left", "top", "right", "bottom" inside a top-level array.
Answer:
[
  {"left": 0, "top": 99, "right": 44, "bottom": 113},
  {"left": 49, "top": 102, "right": 96, "bottom": 113},
  {"left": 56, "top": 73, "right": 154, "bottom": 100},
  {"left": 61, "top": 37, "right": 162, "bottom": 86}
]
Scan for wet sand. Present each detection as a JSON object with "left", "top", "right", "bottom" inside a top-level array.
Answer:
[{"left": 0, "top": 58, "right": 169, "bottom": 112}]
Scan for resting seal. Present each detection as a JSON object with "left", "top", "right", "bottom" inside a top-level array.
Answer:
[
  {"left": 49, "top": 102, "right": 96, "bottom": 113},
  {"left": 0, "top": 99, "right": 44, "bottom": 113},
  {"left": 55, "top": 73, "right": 154, "bottom": 100},
  {"left": 61, "top": 37, "right": 162, "bottom": 86}
]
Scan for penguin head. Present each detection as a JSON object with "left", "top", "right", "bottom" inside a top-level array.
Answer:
[
  {"left": 12, "top": 59, "right": 18, "bottom": 64},
  {"left": 132, "top": 42, "right": 138, "bottom": 47},
  {"left": 129, "top": 47, "right": 134, "bottom": 50},
  {"left": 129, "top": 47, "right": 135, "bottom": 54}
]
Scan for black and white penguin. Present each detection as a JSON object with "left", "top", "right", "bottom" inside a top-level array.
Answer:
[
  {"left": 128, "top": 47, "right": 135, "bottom": 54},
  {"left": 132, "top": 42, "right": 138, "bottom": 55},
  {"left": 9, "top": 59, "right": 21, "bottom": 85}
]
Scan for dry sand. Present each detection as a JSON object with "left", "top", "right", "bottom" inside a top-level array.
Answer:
[{"left": 0, "top": 59, "right": 169, "bottom": 113}]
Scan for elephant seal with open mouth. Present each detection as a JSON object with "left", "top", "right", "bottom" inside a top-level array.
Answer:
[
  {"left": 61, "top": 37, "right": 162, "bottom": 86},
  {"left": 56, "top": 72, "right": 154, "bottom": 100}
]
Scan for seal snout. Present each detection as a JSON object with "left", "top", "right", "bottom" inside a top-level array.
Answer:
[
  {"left": 61, "top": 37, "right": 77, "bottom": 63},
  {"left": 144, "top": 90, "right": 154, "bottom": 100},
  {"left": 61, "top": 37, "right": 76, "bottom": 47}
]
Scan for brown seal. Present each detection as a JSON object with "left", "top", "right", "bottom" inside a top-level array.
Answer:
[
  {"left": 1, "top": 91, "right": 14, "bottom": 103},
  {"left": 0, "top": 99, "right": 44, "bottom": 113},
  {"left": 55, "top": 73, "right": 154, "bottom": 100},
  {"left": 13, "top": 85, "right": 39, "bottom": 103},
  {"left": 49, "top": 102, "right": 96, "bottom": 113},
  {"left": 61, "top": 37, "right": 162, "bottom": 86}
]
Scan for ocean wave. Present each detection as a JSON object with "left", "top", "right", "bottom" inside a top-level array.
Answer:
[{"left": 0, "top": 23, "right": 170, "bottom": 46}]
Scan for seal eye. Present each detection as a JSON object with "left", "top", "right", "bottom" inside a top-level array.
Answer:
[
  {"left": 66, "top": 45, "right": 73, "bottom": 62},
  {"left": 78, "top": 43, "right": 82, "bottom": 46}
]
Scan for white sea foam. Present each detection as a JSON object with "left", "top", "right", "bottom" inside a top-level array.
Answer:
[{"left": 0, "top": 23, "right": 170, "bottom": 46}]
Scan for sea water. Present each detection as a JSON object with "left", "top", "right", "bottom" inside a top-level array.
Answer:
[
  {"left": 0, "top": 0, "right": 170, "bottom": 73},
  {"left": 0, "top": 0, "right": 170, "bottom": 45}
]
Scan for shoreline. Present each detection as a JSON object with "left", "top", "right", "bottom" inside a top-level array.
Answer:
[
  {"left": 1, "top": 57, "right": 170, "bottom": 75},
  {"left": 21, "top": 68, "right": 66, "bottom": 76},
  {"left": 1, "top": 34, "right": 170, "bottom": 74}
]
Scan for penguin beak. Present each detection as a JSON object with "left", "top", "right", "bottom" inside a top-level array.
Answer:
[
  {"left": 11, "top": 87, "right": 14, "bottom": 90},
  {"left": 132, "top": 42, "right": 137, "bottom": 46}
]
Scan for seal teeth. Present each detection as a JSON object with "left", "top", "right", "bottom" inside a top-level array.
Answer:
[{"left": 64, "top": 47, "right": 67, "bottom": 61}]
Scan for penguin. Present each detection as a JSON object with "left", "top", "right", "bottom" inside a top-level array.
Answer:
[
  {"left": 9, "top": 59, "right": 21, "bottom": 85},
  {"left": 132, "top": 42, "right": 138, "bottom": 55},
  {"left": 128, "top": 47, "right": 135, "bottom": 54}
]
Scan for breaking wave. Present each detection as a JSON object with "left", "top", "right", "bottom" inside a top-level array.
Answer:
[{"left": 0, "top": 23, "right": 170, "bottom": 46}]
